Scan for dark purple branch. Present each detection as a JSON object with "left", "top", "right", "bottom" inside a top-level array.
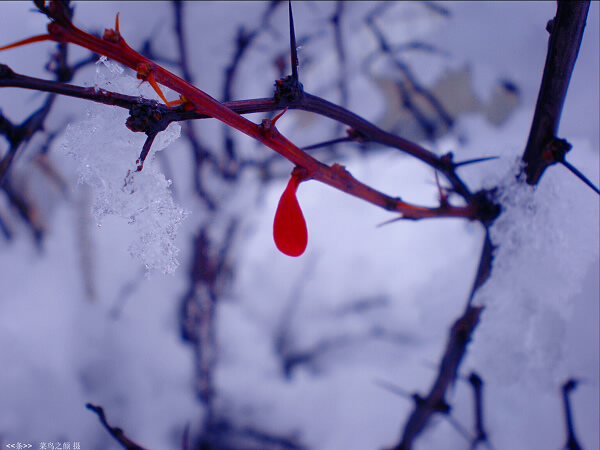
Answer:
[
  {"left": 1, "top": 64, "right": 143, "bottom": 109},
  {"left": 522, "top": 1, "right": 590, "bottom": 184},
  {"left": 365, "top": 5, "right": 454, "bottom": 139},
  {"left": 171, "top": 1, "right": 219, "bottom": 206},
  {"left": 0, "top": 90, "right": 55, "bottom": 182},
  {"left": 562, "top": 379, "right": 583, "bottom": 450},
  {"left": 0, "top": 208, "right": 12, "bottom": 240},
  {"left": 172, "top": 0, "right": 194, "bottom": 84},
  {"left": 331, "top": 1, "right": 348, "bottom": 109},
  {"left": 86, "top": 403, "right": 148, "bottom": 450},
  {"left": 467, "top": 229, "right": 496, "bottom": 305},
  {"left": 390, "top": 225, "right": 492, "bottom": 449},
  {"left": 468, "top": 372, "right": 490, "bottom": 449},
  {"left": 219, "top": 1, "right": 282, "bottom": 173},
  {"left": 2, "top": 63, "right": 482, "bottom": 207},
  {"left": 294, "top": 93, "right": 475, "bottom": 202},
  {"left": 393, "top": 305, "right": 482, "bottom": 450}
]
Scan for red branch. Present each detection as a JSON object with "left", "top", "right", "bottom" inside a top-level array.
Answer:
[{"left": 0, "top": 1, "right": 478, "bottom": 221}]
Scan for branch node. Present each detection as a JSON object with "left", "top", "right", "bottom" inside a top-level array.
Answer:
[
  {"left": 542, "top": 137, "right": 571, "bottom": 164},
  {"left": 274, "top": 75, "right": 304, "bottom": 103},
  {"left": 472, "top": 189, "right": 501, "bottom": 225}
]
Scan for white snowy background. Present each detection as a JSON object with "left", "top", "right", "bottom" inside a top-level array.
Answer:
[{"left": 0, "top": 2, "right": 598, "bottom": 449}]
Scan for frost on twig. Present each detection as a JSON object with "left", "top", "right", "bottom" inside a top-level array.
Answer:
[{"left": 63, "top": 58, "right": 186, "bottom": 274}]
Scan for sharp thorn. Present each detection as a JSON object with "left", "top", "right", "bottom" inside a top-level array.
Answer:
[
  {"left": 376, "top": 215, "right": 404, "bottom": 227},
  {"left": 289, "top": 0, "right": 299, "bottom": 80},
  {"left": 0, "top": 34, "right": 54, "bottom": 52},
  {"left": 300, "top": 136, "right": 353, "bottom": 151},
  {"left": 561, "top": 160, "right": 600, "bottom": 195},
  {"left": 453, "top": 156, "right": 499, "bottom": 168},
  {"left": 146, "top": 73, "right": 171, "bottom": 108},
  {"left": 271, "top": 107, "right": 289, "bottom": 127},
  {"left": 373, "top": 379, "right": 413, "bottom": 400}
]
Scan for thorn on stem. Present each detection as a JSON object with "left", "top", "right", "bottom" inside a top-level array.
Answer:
[
  {"left": 135, "top": 63, "right": 171, "bottom": 108},
  {"left": 560, "top": 160, "right": 600, "bottom": 195},
  {"left": 272, "top": 107, "right": 289, "bottom": 127},
  {"left": 289, "top": 1, "right": 299, "bottom": 80},
  {"left": 376, "top": 214, "right": 404, "bottom": 227},
  {"left": 453, "top": 156, "right": 500, "bottom": 168},
  {"left": 259, "top": 107, "right": 289, "bottom": 136},
  {"left": 0, "top": 34, "right": 54, "bottom": 53}
]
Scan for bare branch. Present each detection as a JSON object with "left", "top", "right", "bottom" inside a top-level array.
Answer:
[
  {"left": 562, "top": 379, "right": 583, "bottom": 450},
  {"left": 522, "top": 1, "right": 590, "bottom": 184},
  {"left": 86, "top": 403, "right": 148, "bottom": 450},
  {"left": 393, "top": 305, "right": 483, "bottom": 449}
]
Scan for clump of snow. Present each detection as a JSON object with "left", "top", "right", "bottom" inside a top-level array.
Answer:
[
  {"left": 470, "top": 155, "right": 600, "bottom": 389},
  {"left": 63, "top": 57, "right": 187, "bottom": 274}
]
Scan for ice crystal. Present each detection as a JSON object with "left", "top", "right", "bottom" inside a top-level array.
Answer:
[{"left": 63, "top": 58, "right": 187, "bottom": 274}]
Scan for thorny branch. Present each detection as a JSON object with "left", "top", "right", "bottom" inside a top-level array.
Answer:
[
  {"left": 392, "top": 1, "right": 593, "bottom": 447},
  {"left": 522, "top": 1, "right": 591, "bottom": 186},
  {"left": 0, "top": 0, "right": 497, "bottom": 223},
  {"left": 1, "top": 26, "right": 96, "bottom": 241},
  {"left": 364, "top": 2, "right": 454, "bottom": 142},
  {"left": 0, "top": 2, "right": 594, "bottom": 450},
  {"left": 0, "top": 65, "right": 464, "bottom": 192},
  {"left": 392, "top": 305, "right": 483, "bottom": 450}
]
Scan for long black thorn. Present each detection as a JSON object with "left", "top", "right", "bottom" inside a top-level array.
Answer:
[
  {"left": 375, "top": 215, "right": 404, "bottom": 228},
  {"left": 560, "top": 159, "right": 600, "bottom": 195},
  {"left": 454, "top": 156, "right": 500, "bottom": 168},
  {"left": 373, "top": 379, "right": 413, "bottom": 401},
  {"left": 289, "top": 0, "right": 299, "bottom": 80},
  {"left": 444, "top": 413, "right": 475, "bottom": 445},
  {"left": 301, "top": 136, "right": 354, "bottom": 151}
]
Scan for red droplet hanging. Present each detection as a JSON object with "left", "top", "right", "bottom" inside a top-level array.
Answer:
[{"left": 273, "top": 173, "right": 308, "bottom": 257}]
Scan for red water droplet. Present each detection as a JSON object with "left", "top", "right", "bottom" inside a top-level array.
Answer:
[{"left": 273, "top": 175, "right": 307, "bottom": 257}]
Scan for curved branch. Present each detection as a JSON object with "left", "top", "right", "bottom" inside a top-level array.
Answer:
[{"left": 1, "top": 3, "right": 485, "bottom": 222}]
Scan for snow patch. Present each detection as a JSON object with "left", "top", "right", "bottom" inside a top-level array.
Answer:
[{"left": 62, "top": 58, "right": 187, "bottom": 274}]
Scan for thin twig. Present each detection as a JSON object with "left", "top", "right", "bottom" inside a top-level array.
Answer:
[
  {"left": 562, "top": 379, "right": 583, "bottom": 450},
  {"left": 393, "top": 305, "right": 483, "bottom": 449},
  {"left": 86, "top": 403, "right": 148, "bottom": 450}
]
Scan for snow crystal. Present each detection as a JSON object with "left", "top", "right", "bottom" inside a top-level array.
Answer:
[{"left": 63, "top": 58, "right": 187, "bottom": 274}]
